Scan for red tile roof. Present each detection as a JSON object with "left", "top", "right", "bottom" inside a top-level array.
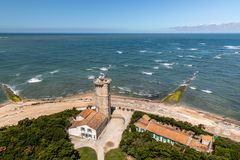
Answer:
[
  {"left": 201, "top": 135, "right": 213, "bottom": 142},
  {"left": 70, "top": 109, "right": 107, "bottom": 130},
  {"left": 189, "top": 139, "right": 209, "bottom": 152},
  {"left": 147, "top": 120, "right": 190, "bottom": 145}
]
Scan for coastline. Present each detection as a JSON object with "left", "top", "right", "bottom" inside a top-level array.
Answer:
[{"left": 0, "top": 92, "right": 240, "bottom": 142}]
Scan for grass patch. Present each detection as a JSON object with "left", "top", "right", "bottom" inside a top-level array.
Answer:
[
  {"left": 105, "top": 148, "right": 127, "bottom": 160},
  {"left": 161, "top": 85, "right": 186, "bottom": 104},
  {"left": 77, "top": 147, "right": 97, "bottom": 160}
]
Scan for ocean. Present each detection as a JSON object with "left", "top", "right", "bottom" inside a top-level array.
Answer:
[{"left": 0, "top": 34, "right": 239, "bottom": 120}]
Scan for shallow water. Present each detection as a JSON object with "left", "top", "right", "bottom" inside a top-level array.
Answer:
[{"left": 0, "top": 34, "right": 239, "bottom": 120}]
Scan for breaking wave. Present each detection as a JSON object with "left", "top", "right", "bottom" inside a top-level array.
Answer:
[
  {"left": 116, "top": 50, "right": 123, "bottom": 54},
  {"left": 141, "top": 71, "right": 153, "bottom": 75},
  {"left": 117, "top": 86, "right": 131, "bottom": 92},
  {"left": 214, "top": 55, "right": 222, "bottom": 59},
  {"left": 184, "top": 64, "right": 193, "bottom": 67},
  {"left": 153, "top": 66, "right": 159, "bottom": 69},
  {"left": 154, "top": 59, "right": 164, "bottom": 63},
  {"left": 224, "top": 45, "right": 240, "bottom": 50},
  {"left": 201, "top": 89, "right": 213, "bottom": 94},
  {"left": 87, "top": 75, "right": 95, "bottom": 80},
  {"left": 100, "top": 67, "right": 108, "bottom": 71},
  {"left": 188, "top": 48, "right": 198, "bottom": 51},
  {"left": 139, "top": 50, "right": 147, "bottom": 53},
  {"left": 161, "top": 63, "right": 174, "bottom": 69},
  {"left": 50, "top": 69, "right": 59, "bottom": 74},
  {"left": 27, "top": 75, "right": 43, "bottom": 83},
  {"left": 190, "top": 86, "right": 196, "bottom": 90}
]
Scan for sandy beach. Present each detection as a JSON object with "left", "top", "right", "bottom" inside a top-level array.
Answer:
[{"left": 0, "top": 92, "right": 240, "bottom": 142}]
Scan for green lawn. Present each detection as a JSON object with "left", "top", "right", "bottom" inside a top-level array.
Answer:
[
  {"left": 161, "top": 85, "right": 186, "bottom": 104},
  {"left": 77, "top": 147, "right": 97, "bottom": 160},
  {"left": 105, "top": 149, "right": 127, "bottom": 160}
]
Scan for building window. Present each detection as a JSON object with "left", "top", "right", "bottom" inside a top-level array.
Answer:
[
  {"left": 81, "top": 127, "right": 85, "bottom": 131},
  {"left": 87, "top": 129, "right": 92, "bottom": 133}
]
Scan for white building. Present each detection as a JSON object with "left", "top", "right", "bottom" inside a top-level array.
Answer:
[
  {"left": 68, "top": 74, "right": 112, "bottom": 140},
  {"left": 68, "top": 109, "right": 108, "bottom": 140}
]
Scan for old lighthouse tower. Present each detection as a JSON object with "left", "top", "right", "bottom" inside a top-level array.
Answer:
[{"left": 94, "top": 73, "right": 111, "bottom": 119}]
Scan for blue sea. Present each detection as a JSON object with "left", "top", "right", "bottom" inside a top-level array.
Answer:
[{"left": 0, "top": 34, "right": 239, "bottom": 120}]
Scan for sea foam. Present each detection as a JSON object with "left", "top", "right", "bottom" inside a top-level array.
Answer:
[
  {"left": 161, "top": 63, "right": 174, "bottom": 69},
  {"left": 116, "top": 50, "right": 123, "bottom": 54},
  {"left": 27, "top": 75, "right": 43, "bottom": 83},
  {"left": 189, "top": 48, "right": 198, "bottom": 51},
  {"left": 50, "top": 69, "right": 59, "bottom": 74},
  {"left": 87, "top": 75, "right": 95, "bottom": 80},
  {"left": 154, "top": 59, "right": 164, "bottom": 63},
  {"left": 190, "top": 86, "right": 196, "bottom": 90},
  {"left": 224, "top": 45, "right": 240, "bottom": 50},
  {"left": 141, "top": 71, "right": 153, "bottom": 75},
  {"left": 139, "top": 50, "right": 147, "bottom": 53},
  {"left": 214, "top": 55, "right": 222, "bottom": 59},
  {"left": 117, "top": 86, "right": 131, "bottom": 92},
  {"left": 100, "top": 67, "right": 108, "bottom": 71},
  {"left": 201, "top": 89, "right": 212, "bottom": 94}
]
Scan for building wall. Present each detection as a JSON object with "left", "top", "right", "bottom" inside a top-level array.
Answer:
[
  {"left": 136, "top": 127, "right": 175, "bottom": 145},
  {"left": 96, "top": 118, "right": 108, "bottom": 138},
  {"left": 68, "top": 125, "right": 97, "bottom": 140}
]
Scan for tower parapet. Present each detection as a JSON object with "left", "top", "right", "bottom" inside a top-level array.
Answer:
[{"left": 94, "top": 73, "right": 111, "bottom": 119}]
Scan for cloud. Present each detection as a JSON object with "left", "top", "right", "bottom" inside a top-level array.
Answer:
[{"left": 171, "top": 22, "right": 240, "bottom": 33}]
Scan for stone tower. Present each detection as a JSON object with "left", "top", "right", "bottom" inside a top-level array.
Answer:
[{"left": 94, "top": 73, "right": 111, "bottom": 119}]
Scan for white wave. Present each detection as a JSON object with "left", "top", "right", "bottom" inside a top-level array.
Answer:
[
  {"left": 177, "top": 55, "right": 183, "bottom": 58},
  {"left": 153, "top": 66, "right": 159, "bottom": 69},
  {"left": 186, "top": 55, "right": 196, "bottom": 58},
  {"left": 189, "top": 48, "right": 198, "bottom": 51},
  {"left": 139, "top": 50, "right": 147, "bottom": 53},
  {"left": 157, "top": 51, "right": 162, "bottom": 54},
  {"left": 201, "top": 89, "right": 212, "bottom": 94},
  {"left": 100, "top": 67, "right": 108, "bottom": 71},
  {"left": 133, "top": 91, "right": 152, "bottom": 97},
  {"left": 184, "top": 64, "right": 193, "bottom": 67},
  {"left": 200, "top": 43, "right": 206, "bottom": 45},
  {"left": 190, "top": 86, "right": 196, "bottom": 90},
  {"left": 86, "top": 68, "right": 93, "bottom": 71},
  {"left": 224, "top": 45, "right": 240, "bottom": 50},
  {"left": 27, "top": 75, "right": 43, "bottom": 83},
  {"left": 116, "top": 50, "right": 123, "bottom": 54},
  {"left": 117, "top": 86, "right": 131, "bottom": 92},
  {"left": 141, "top": 71, "right": 153, "bottom": 75},
  {"left": 4, "top": 84, "right": 21, "bottom": 95},
  {"left": 161, "top": 63, "right": 174, "bottom": 69},
  {"left": 50, "top": 69, "right": 59, "bottom": 74},
  {"left": 154, "top": 59, "right": 164, "bottom": 63},
  {"left": 214, "top": 55, "right": 222, "bottom": 59},
  {"left": 176, "top": 47, "right": 182, "bottom": 50},
  {"left": 15, "top": 73, "right": 21, "bottom": 77},
  {"left": 234, "top": 51, "right": 240, "bottom": 55},
  {"left": 87, "top": 75, "right": 95, "bottom": 80},
  {"left": 123, "top": 64, "right": 128, "bottom": 67},
  {"left": 162, "top": 62, "right": 175, "bottom": 66}
]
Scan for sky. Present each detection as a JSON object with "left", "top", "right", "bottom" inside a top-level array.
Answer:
[{"left": 0, "top": 0, "right": 240, "bottom": 33}]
